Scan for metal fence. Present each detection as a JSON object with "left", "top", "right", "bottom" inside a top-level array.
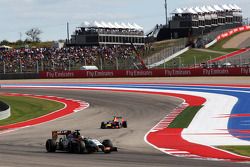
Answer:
[
  {"left": 0, "top": 55, "right": 143, "bottom": 74},
  {"left": 201, "top": 21, "right": 250, "bottom": 46},
  {"left": 154, "top": 55, "right": 250, "bottom": 69},
  {"left": 143, "top": 38, "right": 187, "bottom": 66},
  {"left": 1, "top": 52, "right": 250, "bottom": 74},
  {"left": 0, "top": 38, "right": 188, "bottom": 74}
]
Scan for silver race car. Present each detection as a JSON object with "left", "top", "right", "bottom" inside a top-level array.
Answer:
[{"left": 46, "top": 130, "right": 117, "bottom": 154}]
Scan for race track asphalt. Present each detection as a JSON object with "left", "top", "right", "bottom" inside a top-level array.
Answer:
[{"left": 1, "top": 77, "right": 250, "bottom": 167}]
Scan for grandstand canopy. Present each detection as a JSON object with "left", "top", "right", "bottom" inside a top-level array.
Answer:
[
  {"left": 172, "top": 8, "right": 183, "bottom": 14},
  {"left": 80, "top": 21, "right": 144, "bottom": 31},
  {"left": 172, "top": 4, "right": 242, "bottom": 14},
  {"left": 194, "top": 7, "right": 203, "bottom": 13},
  {"left": 213, "top": 5, "right": 224, "bottom": 11},
  {"left": 181, "top": 8, "right": 197, "bottom": 14},
  {"left": 200, "top": 6, "right": 210, "bottom": 13},
  {"left": 231, "top": 4, "right": 241, "bottom": 11},
  {"left": 221, "top": 4, "right": 231, "bottom": 11},
  {"left": 234, "top": 4, "right": 241, "bottom": 10},
  {"left": 206, "top": 6, "right": 216, "bottom": 12}
]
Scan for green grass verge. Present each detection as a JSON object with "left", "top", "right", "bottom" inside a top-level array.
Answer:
[
  {"left": 156, "top": 31, "right": 249, "bottom": 68},
  {"left": 0, "top": 96, "right": 65, "bottom": 126},
  {"left": 168, "top": 105, "right": 250, "bottom": 157},
  {"left": 209, "top": 32, "right": 245, "bottom": 53},
  {"left": 217, "top": 146, "right": 250, "bottom": 157},
  {"left": 168, "top": 106, "right": 203, "bottom": 128},
  {"left": 161, "top": 49, "right": 224, "bottom": 68}
]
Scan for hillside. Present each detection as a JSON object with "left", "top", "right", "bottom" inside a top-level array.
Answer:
[{"left": 223, "top": 30, "right": 250, "bottom": 49}]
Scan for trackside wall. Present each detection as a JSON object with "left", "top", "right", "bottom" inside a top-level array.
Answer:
[
  {"left": 0, "top": 73, "right": 39, "bottom": 80},
  {"left": 205, "top": 25, "right": 250, "bottom": 48},
  {"left": 0, "top": 101, "right": 10, "bottom": 120},
  {"left": 39, "top": 67, "right": 250, "bottom": 78}
]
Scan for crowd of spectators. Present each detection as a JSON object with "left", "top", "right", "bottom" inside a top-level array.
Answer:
[{"left": 0, "top": 46, "right": 142, "bottom": 73}]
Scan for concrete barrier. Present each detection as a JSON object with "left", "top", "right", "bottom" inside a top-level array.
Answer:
[
  {"left": 0, "top": 101, "right": 11, "bottom": 120},
  {"left": 205, "top": 39, "right": 218, "bottom": 48},
  {"left": 147, "top": 47, "right": 190, "bottom": 69}
]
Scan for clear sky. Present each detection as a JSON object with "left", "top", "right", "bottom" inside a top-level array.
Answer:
[{"left": 0, "top": 0, "right": 249, "bottom": 42}]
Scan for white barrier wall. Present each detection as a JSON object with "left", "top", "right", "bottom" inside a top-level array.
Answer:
[
  {"left": 147, "top": 47, "right": 190, "bottom": 69},
  {"left": 205, "top": 39, "right": 218, "bottom": 48},
  {"left": 0, "top": 103, "right": 11, "bottom": 120}
]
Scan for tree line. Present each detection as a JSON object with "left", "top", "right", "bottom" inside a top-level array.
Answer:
[{"left": 1, "top": 28, "right": 43, "bottom": 45}]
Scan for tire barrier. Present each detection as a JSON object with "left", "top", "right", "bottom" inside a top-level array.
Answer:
[{"left": 0, "top": 101, "right": 10, "bottom": 120}]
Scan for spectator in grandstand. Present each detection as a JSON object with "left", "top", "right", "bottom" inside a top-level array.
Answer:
[{"left": 0, "top": 45, "right": 141, "bottom": 73}]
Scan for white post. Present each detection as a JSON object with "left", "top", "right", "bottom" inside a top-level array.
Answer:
[
  {"left": 209, "top": 56, "right": 212, "bottom": 68},
  {"left": 116, "top": 57, "right": 119, "bottom": 70},
  {"left": 179, "top": 57, "right": 181, "bottom": 68},
  {"left": 20, "top": 59, "right": 22, "bottom": 73},
  {"left": 41, "top": 59, "right": 44, "bottom": 71},
  {"left": 36, "top": 60, "right": 39, "bottom": 73},
  {"left": 3, "top": 61, "right": 6, "bottom": 74},
  {"left": 52, "top": 61, "right": 55, "bottom": 71},
  {"left": 84, "top": 59, "right": 87, "bottom": 66},
  {"left": 68, "top": 59, "right": 71, "bottom": 71},
  {"left": 194, "top": 56, "right": 197, "bottom": 68},
  {"left": 240, "top": 55, "right": 242, "bottom": 67},
  {"left": 100, "top": 58, "right": 103, "bottom": 70}
]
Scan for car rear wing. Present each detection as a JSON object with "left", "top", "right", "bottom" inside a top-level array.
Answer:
[
  {"left": 113, "top": 116, "right": 125, "bottom": 122},
  {"left": 52, "top": 130, "right": 72, "bottom": 140}
]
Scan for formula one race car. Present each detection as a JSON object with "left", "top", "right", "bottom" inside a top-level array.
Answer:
[
  {"left": 46, "top": 130, "right": 117, "bottom": 154},
  {"left": 100, "top": 116, "right": 127, "bottom": 129}
]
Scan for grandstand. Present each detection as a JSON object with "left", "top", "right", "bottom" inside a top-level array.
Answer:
[
  {"left": 67, "top": 21, "right": 145, "bottom": 47},
  {"left": 154, "top": 4, "right": 243, "bottom": 41},
  {"left": 0, "top": 4, "right": 248, "bottom": 75}
]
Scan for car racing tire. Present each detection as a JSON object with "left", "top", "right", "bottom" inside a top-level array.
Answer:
[
  {"left": 102, "top": 139, "right": 114, "bottom": 153},
  {"left": 101, "top": 122, "right": 106, "bottom": 129},
  {"left": 122, "top": 121, "right": 127, "bottom": 128},
  {"left": 46, "top": 139, "right": 57, "bottom": 153},
  {"left": 75, "top": 141, "right": 86, "bottom": 154},
  {"left": 102, "top": 139, "right": 113, "bottom": 148}
]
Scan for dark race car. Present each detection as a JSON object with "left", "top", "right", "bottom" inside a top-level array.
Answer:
[
  {"left": 46, "top": 130, "right": 117, "bottom": 154},
  {"left": 100, "top": 116, "right": 127, "bottom": 129}
]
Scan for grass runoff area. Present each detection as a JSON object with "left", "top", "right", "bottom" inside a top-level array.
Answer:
[
  {"left": 217, "top": 146, "right": 250, "bottom": 157},
  {"left": 0, "top": 96, "right": 64, "bottom": 126},
  {"left": 168, "top": 106, "right": 203, "bottom": 128},
  {"left": 163, "top": 49, "right": 224, "bottom": 68},
  {"left": 168, "top": 106, "right": 250, "bottom": 157},
  {"left": 208, "top": 32, "right": 243, "bottom": 53},
  {"left": 159, "top": 31, "right": 245, "bottom": 68}
]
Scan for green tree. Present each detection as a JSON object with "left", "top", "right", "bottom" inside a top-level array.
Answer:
[
  {"left": 0, "top": 40, "right": 10, "bottom": 45},
  {"left": 26, "top": 28, "right": 43, "bottom": 42}
]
